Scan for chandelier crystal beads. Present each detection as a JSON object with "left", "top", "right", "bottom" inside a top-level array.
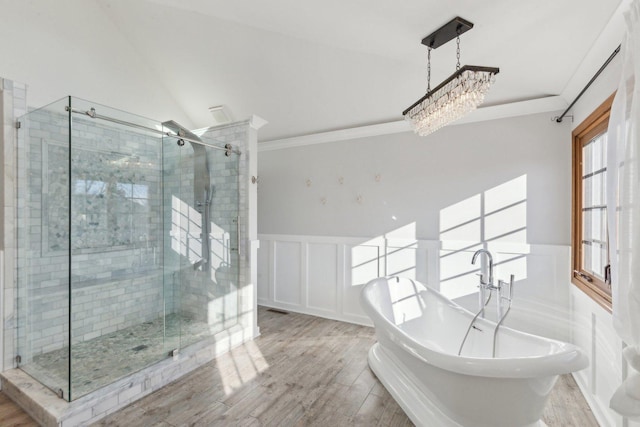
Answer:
[{"left": 403, "top": 17, "right": 499, "bottom": 137}]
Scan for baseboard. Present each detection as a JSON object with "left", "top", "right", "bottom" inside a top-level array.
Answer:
[{"left": 258, "top": 301, "right": 372, "bottom": 327}]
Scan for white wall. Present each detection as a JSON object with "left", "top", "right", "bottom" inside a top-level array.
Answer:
[
  {"left": 257, "top": 111, "right": 574, "bottom": 339},
  {"left": 259, "top": 111, "right": 571, "bottom": 244},
  {"left": 258, "top": 108, "right": 571, "bottom": 339}
]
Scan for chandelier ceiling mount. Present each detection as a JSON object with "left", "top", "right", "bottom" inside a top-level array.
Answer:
[{"left": 421, "top": 16, "right": 473, "bottom": 49}]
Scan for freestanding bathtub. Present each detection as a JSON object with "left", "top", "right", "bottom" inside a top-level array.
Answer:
[{"left": 360, "top": 277, "right": 588, "bottom": 427}]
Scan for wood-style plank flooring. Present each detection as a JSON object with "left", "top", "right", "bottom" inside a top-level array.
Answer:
[
  {"left": 0, "top": 392, "right": 39, "bottom": 427},
  {"left": 1, "top": 307, "right": 598, "bottom": 426}
]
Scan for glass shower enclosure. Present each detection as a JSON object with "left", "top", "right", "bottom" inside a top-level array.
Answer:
[{"left": 15, "top": 97, "right": 240, "bottom": 401}]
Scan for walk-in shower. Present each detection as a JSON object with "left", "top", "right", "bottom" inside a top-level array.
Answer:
[
  {"left": 162, "top": 120, "right": 213, "bottom": 272},
  {"left": 15, "top": 96, "right": 241, "bottom": 401}
]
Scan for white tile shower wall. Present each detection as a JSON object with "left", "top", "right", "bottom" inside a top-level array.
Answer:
[
  {"left": 164, "top": 138, "right": 241, "bottom": 330},
  {"left": 181, "top": 143, "right": 241, "bottom": 332},
  {"left": 16, "top": 107, "right": 166, "bottom": 358},
  {"left": 160, "top": 143, "right": 185, "bottom": 317},
  {"left": 2, "top": 79, "right": 27, "bottom": 374},
  {"left": 199, "top": 119, "right": 258, "bottom": 338}
]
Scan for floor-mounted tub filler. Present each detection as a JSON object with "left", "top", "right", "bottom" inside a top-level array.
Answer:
[{"left": 360, "top": 274, "right": 588, "bottom": 427}]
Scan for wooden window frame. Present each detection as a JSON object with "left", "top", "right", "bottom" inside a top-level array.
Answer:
[{"left": 571, "top": 93, "right": 615, "bottom": 312}]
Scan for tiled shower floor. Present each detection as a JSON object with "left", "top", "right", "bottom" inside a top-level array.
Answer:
[{"left": 22, "top": 314, "right": 223, "bottom": 400}]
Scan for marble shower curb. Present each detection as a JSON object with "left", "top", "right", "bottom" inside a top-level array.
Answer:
[{"left": 1, "top": 323, "right": 251, "bottom": 427}]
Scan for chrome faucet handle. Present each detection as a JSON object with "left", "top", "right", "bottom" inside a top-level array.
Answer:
[
  {"left": 508, "top": 274, "right": 514, "bottom": 299},
  {"left": 497, "top": 275, "right": 515, "bottom": 300},
  {"left": 475, "top": 273, "right": 489, "bottom": 287}
]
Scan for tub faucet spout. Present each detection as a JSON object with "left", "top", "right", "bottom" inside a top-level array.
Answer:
[
  {"left": 472, "top": 249, "right": 494, "bottom": 319},
  {"left": 472, "top": 249, "right": 494, "bottom": 288}
]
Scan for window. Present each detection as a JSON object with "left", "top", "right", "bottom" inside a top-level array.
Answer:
[{"left": 572, "top": 93, "right": 615, "bottom": 311}]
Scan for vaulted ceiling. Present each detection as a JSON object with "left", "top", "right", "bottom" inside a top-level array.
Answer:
[{"left": 0, "top": 0, "right": 626, "bottom": 141}]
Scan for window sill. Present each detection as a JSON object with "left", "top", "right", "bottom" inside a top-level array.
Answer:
[{"left": 571, "top": 276, "right": 612, "bottom": 313}]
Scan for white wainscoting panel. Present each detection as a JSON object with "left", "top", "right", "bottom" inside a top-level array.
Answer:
[
  {"left": 258, "top": 235, "right": 571, "bottom": 332},
  {"left": 259, "top": 235, "right": 437, "bottom": 325},
  {"left": 306, "top": 243, "right": 338, "bottom": 313},
  {"left": 258, "top": 235, "right": 575, "bottom": 329},
  {"left": 259, "top": 235, "right": 575, "bottom": 337},
  {"left": 273, "top": 241, "right": 302, "bottom": 306},
  {"left": 257, "top": 242, "right": 270, "bottom": 302},
  {"left": 568, "top": 285, "right": 640, "bottom": 427}
]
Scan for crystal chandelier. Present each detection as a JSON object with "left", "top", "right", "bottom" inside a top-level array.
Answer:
[{"left": 403, "top": 17, "right": 499, "bottom": 136}]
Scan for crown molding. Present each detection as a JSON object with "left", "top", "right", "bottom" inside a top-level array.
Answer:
[
  {"left": 258, "top": 96, "right": 567, "bottom": 152},
  {"left": 250, "top": 114, "right": 268, "bottom": 130}
]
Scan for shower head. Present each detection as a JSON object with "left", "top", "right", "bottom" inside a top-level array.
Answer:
[{"left": 161, "top": 120, "right": 203, "bottom": 143}]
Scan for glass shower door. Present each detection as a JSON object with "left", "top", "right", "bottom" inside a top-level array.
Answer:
[
  {"left": 161, "top": 132, "right": 184, "bottom": 355},
  {"left": 164, "top": 134, "right": 240, "bottom": 349},
  {"left": 68, "top": 98, "right": 167, "bottom": 400},
  {"left": 197, "top": 141, "right": 240, "bottom": 337}
]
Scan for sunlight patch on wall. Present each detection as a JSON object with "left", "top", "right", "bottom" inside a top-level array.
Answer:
[
  {"left": 171, "top": 195, "right": 231, "bottom": 275},
  {"left": 440, "top": 194, "right": 481, "bottom": 235},
  {"left": 439, "top": 175, "right": 529, "bottom": 300},
  {"left": 351, "top": 244, "right": 381, "bottom": 286},
  {"left": 485, "top": 176, "right": 527, "bottom": 242},
  {"left": 386, "top": 242, "right": 418, "bottom": 279},
  {"left": 171, "top": 195, "right": 237, "bottom": 330},
  {"left": 351, "top": 222, "right": 419, "bottom": 286},
  {"left": 485, "top": 175, "right": 527, "bottom": 212},
  {"left": 386, "top": 222, "right": 418, "bottom": 280}
]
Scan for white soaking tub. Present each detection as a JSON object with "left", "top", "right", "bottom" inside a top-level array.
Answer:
[{"left": 360, "top": 276, "right": 588, "bottom": 427}]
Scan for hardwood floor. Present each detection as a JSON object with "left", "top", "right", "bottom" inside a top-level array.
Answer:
[
  {"left": 1, "top": 307, "right": 598, "bottom": 426},
  {"left": 0, "top": 392, "right": 39, "bottom": 427}
]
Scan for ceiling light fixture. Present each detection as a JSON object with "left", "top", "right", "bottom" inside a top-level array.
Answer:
[{"left": 402, "top": 17, "right": 499, "bottom": 136}]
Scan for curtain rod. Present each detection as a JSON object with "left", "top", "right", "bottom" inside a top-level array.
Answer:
[{"left": 555, "top": 44, "right": 621, "bottom": 123}]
